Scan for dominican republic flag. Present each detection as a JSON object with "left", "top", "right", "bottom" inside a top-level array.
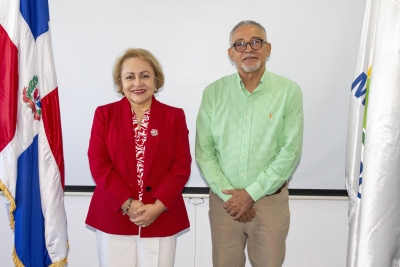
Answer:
[
  {"left": 0, "top": 0, "right": 68, "bottom": 266},
  {"left": 345, "top": 0, "right": 400, "bottom": 266}
]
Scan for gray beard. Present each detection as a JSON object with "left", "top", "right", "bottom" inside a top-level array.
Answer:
[{"left": 241, "top": 61, "right": 261, "bottom": 73}]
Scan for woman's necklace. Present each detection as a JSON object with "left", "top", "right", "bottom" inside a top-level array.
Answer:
[{"left": 136, "top": 114, "right": 145, "bottom": 130}]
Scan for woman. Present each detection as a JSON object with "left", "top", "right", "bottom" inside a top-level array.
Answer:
[{"left": 86, "top": 48, "right": 191, "bottom": 267}]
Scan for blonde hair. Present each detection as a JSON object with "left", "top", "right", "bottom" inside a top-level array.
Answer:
[{"left": 113, "top": 48, "right": 165, "bottom": 94}]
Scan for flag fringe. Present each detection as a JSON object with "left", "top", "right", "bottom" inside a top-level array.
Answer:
[
  {"left": 48, "top": 241, "right": 69, "bottom": 267},
  {"left": 12, "top": 246, "right": 68, "bottom": 267},
  {"left": 48, "top": 256, "right": 68, "bottom": 267},
  {"left": 0, "top": 179, "right": 16, "bottom": 230},
  {"left": 1, "top": 181, "right": 69, "bottom": 266},
  {"left": 12, "top": 248, "right": 23, "bottom": 267}
]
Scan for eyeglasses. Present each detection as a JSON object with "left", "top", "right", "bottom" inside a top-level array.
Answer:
[{"left": 231, "top": 39, "right": 267, "bottom": 53}]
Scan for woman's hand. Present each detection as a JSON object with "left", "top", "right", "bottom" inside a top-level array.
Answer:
[
  {"left": 126, "top": 200, "right": 144, "bottom": 218},
  {"left": 121, "top": 198, "right": 144, "bottom": 218},
  {"left": 130, "top": 199, "right": 166, "bottom": 227}
]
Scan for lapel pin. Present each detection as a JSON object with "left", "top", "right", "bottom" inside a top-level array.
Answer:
[{"left": 150, "top": 129, "right": 158, "bottom": 136}]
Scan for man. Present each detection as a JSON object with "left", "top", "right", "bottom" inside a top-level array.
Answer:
[{"left": 195, "top": 20, "right": 303, "bottom": 267}]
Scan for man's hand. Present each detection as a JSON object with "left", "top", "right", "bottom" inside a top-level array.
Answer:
[
  {"left": 237, "top": 208, "right": 256, "bottom": 223},
  {"left": 222, "top": 189, "right": 255, "bottom": 220}
]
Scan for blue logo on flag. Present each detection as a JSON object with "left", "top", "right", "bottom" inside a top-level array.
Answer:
[{"left": 351, "top": 72, "right": 367, "bottom": 105}]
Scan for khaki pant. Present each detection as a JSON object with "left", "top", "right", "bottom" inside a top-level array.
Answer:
[{"left": 209, "top": 184, "right": 290, "bottom": 267}]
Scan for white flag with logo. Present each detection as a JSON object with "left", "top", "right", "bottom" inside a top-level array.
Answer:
[{"left": 345, "top": 0, "right": 400, "bottom": 266}]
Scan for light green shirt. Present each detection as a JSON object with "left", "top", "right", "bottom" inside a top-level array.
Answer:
[{"left": 195, "top": 70, "right": 303, "bottom": 202}]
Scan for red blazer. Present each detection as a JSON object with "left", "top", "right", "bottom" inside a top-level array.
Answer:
[{"left": 86, "top": 96, "right": 191, "bottom": 237}]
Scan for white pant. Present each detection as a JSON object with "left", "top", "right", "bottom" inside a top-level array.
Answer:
[{"left": 96, "top": 230, "right": 177, "bottom": 267}]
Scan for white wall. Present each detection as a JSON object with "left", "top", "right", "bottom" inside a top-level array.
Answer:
[
  {"left": 0, "top": 194, "right": 349, "bottom": 267},
  {"left": 49, "top": 0, "right": 365, "bottom": 189}
]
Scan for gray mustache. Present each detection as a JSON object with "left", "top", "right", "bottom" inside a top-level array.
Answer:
[{"left": 242, "top": 54, "right": 258, "bottom": 59}]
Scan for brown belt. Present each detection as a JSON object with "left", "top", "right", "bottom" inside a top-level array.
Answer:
[{"left": 270, "top": 181, "right": 288, "bottom": 196}]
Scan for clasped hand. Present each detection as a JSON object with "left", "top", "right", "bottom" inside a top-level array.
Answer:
[
  {"left": 222, "top": 189, "right": 256, "bottom": 223},
  {"left": 123, "top": 199, "right": 166, "bottom": 228}
]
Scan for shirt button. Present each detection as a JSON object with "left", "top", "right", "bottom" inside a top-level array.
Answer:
[
  {"left": 243, "top": 154, "right": 246, "bottom": 157},
  {"left": 244, "top": 135, "right": 247, "bottom": 138},
  {"left": 241, "top": 173, "right": 244, "bottom": 176},
  {"left": 146, "top": 186, "right": 152, "bottom": 192},
  {"left": 246, "top": 116, "right": 249, "bottom": 120}
]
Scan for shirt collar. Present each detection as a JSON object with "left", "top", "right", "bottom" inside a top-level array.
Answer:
[{"left": 236, "top": 69, "right": 269, "bottom": 93}]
